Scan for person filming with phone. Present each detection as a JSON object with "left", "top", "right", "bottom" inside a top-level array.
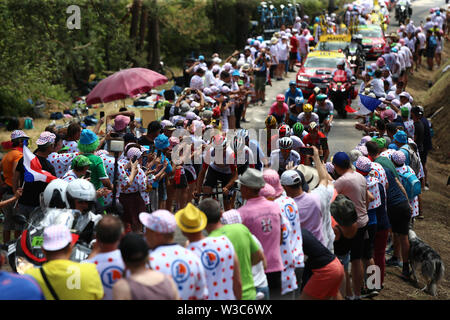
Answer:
[{"left": 302, "top": 122, "right": 330, "bottom": 163}]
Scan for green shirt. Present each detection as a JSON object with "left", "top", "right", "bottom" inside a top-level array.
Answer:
[
  {"left": 209, "top": 224, "right": 259, "bottom": 300},
  {"left": 375, "top": 155, "right": 399, "bottom": 179},
  {"left": 83, "top": 153, "right": 108, "bottom": 206}
]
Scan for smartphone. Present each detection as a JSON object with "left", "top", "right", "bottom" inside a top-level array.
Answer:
[
  {"left": 132, "top": 155, "right": 138, "bottom": 163},
  {"left": 299, "top": 147, "right": 314, "bottom": 155},
  {"left": 100, "top": 111, "right": 105, "bottom": 118}
]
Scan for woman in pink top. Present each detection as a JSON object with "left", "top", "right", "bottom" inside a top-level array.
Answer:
[
  {"left": 270, "top": 94, "right": 289, "bottom": 125},
  {"left": 237, "top": 169, "right": 284, "bottom": 300}
]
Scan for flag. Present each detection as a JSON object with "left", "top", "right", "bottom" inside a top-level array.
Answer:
[
  {"left": 22, "top": 145, "right": 56, "bottom": 183},
  {"left": 359, "top": 94, "right": 382, "bottom": 112}
]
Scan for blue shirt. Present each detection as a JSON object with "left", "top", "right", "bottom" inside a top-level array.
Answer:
[
  {"left": 0, "top": 271, "right": 45, "bottom": 300},
  {"left": 384, "top": 167, "right": 408, "bottom": 207},
  {"left": 284, "top": 88, "right": 303, "bottom": 106},
  {"left": 151, "top": 154, "right": 173, "bottom": 188},
  {"left": 375, "top": 182, "right": 390, "bottom": 230}
]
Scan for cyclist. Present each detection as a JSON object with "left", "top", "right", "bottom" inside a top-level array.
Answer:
[
  {"left": 236, "top": 128, "right": 266, "bottom": 171},
  {"left": 314, "top": 93, "right": 334, "bottom": 135},
  {"left": 303, "top": 122, "right": 330, "bottom": 163},
  {"left": 269, "top": 137, "right": 301, "bottom": 176},
  {"left": 195, "top": 134, "right": 238, "bottom": 211},
  {"left": 307, "top": 87, "right": 322, "bottom": 106},
  {"left": 292, "top": 122, "right": 308, "bottom": 141},
  {"left": 232, "top": 134, "right": 255, "bottom": 175},
  {"left": 297, "top": 103, "right": 319, "bottom": 128},
  {"left": 288, "top": 96, "right": 305, "bottom": 126},
  {"left": 288, "top": 123, "right": 306, "bottom": 154},
  {"left": 269, "top": 94, "right": 289, "bottom": 125},
  {"left": 285, "top": 80, "right": 304, "bottom": 108}
]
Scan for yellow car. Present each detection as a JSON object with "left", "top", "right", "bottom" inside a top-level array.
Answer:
[{"left": 314, "top": 34, "right": 351, "bottom": 53}]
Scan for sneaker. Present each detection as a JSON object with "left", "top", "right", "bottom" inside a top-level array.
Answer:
[
  {"left": 241, "top": 118, "right": 248, "bottom": 123},
  {"left": 361, "top": 288, "right": 379, "bottom": 299},
  {"left": 386, "top": 256, "right": 403, "bottom": 267}
]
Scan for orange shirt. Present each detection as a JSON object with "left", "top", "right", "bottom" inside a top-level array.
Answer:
[{"left": 1, "top": 148, "right": 23, "bottom": 187}]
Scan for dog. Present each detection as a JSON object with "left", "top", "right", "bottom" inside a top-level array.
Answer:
[{"left": 408, "top": 230, "right": 445, "bottom": 296}]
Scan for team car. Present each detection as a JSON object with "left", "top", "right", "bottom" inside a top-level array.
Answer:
[
  {"left": 296, "top": 51, "right": 353, "bottom": 97},
  {"left": 354, "top": 24, "right": 386, "bottom": 59},
  {"left": 314, "top": 34, "right": 351, "bottom": 53}
]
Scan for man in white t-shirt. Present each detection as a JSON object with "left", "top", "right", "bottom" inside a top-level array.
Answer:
[
  {"left": 84, "top": 215, "right": 125, "bottom": 300},
  {"left": 175, "top": 203, "right": 242, "bottom": 300}
]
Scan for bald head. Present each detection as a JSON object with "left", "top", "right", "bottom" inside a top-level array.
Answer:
[{"left": 96, "top": 215, "right": 124, "bottom": 244}]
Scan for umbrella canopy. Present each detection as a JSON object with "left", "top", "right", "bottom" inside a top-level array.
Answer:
[{"left": 86, "top": 68, "right": 168, "bottom": 105}]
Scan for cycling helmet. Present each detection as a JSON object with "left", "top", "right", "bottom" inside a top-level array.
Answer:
[
  {"left": 295, "top": 96, "right": 304, "bottom": 105},
  {"left": 303, "top": 103, "right": 313, "bottom": 113},
  {"left": 289, "top": 80, "right": 296, "bottom": 87},
  {"left": 233, "top": 136, "right": 246, "bottom": 151},
  {"left": 292, "top": 122, "right": 304, "bottom": 136},
  {"left": 316, "top": 94, "right": 327, "bottom": 101},
  {"left": 211, "top": 134, "right": 227, "bottom": 148},
  {"left": 42, "top": 179, "right": 70, "bottom": 209},
  {"left": 236, "top": 128, "right": 249, "bottom": 140},
  {"left": 265, "top": 115, "right": 277, "bottom": 127},
  {"left": 71, "top": 155, "right": 92, "bottom": 170},
  {"left": 278, "top": 124, "right": 291, "bottom": 138},
  {"left": 279, "top": 137, "right": 293, "bottom": 150},
  {"left": 276, "top": 94, "right": 285, "bottom": 102}
]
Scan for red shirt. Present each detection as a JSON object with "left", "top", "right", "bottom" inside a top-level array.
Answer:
[
  {"left": 290, "top": 36, "right": 299, "bottom": 53},
  {"left": 303, "top": 131, "right": 327, "bottom": 148}
]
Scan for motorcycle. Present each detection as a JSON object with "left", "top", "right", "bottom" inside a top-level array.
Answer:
[
  {"left": 328, "top": 71, "right": 356, "bottom": 119},
  {"left": 395, "top": 3, "right": 411, "bottom": 26},
  {"left": 345, "top": 44, "right": 366, "bottom": 77},
  {"left": 6, "top": 208, "right": 98, "bottom": 274}
]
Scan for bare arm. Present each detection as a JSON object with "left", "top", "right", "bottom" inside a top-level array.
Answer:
[
  {"left": 112, "top": 279, "right": 132, "bottom": 300},
  {"left": 232, "top": 254, "right": 242, "bottom": 300},
  {"left": 312, "top": 146, "right": 328, "bottom": 186},
  {"left": 251, "top": 248, "right": 265, "bottom": 267}
]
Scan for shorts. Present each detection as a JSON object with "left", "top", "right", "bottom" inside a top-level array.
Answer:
[
  {"left": 203, "top": 167, "right": 232, "bottom": 189},
  {"left": 303, "top": 257, "right": 344, "bottom": 299},
  {"left": 400, "top": 70, "right": 405, "bottom": 77},
  {"left": 255, "top": 286, "right": 270, "bottom": 300},
  {"left": 419, "top": 150, "right": 428, "bottom": 166},
  {"left": 1, "top": 193, "right": 17, "bottom": 231},
  {"left": 419, "top": 49, "right": 425, "bottom": 56},
  {"left": 174, "top": 173, "right": 188, "bottom": 189},
  {"left": 337, "top": 253, "right": 351, "bottom": 272},
  {"left": 387, "top": 201, "right": 411, "bottom": 235},
  {"left": 254, "top": 75, "right": 266, "bottom": 92},
  {"left": 350, "top": 224, "right": 368, "bottom": 261},
  {"left": 289, "top": 52, "right": 298, "bottom": 61},
  {"left": 363, "top": 223, "right": 377, "bottom": 260}
]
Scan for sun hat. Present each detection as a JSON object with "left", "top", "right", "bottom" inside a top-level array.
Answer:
[
  {"left": 372, "top": 137, "right": 387, "bottom": 149},
  {"left": 155, "top": 134, "right": 170, "bottom": 150},
  {"left": 393, "top": 130, "right": 408, "bottom": 144},
  {"left": 259, "top": 183, "right": 277, "bottom": 199},
  {"left": 332, "top": 151, "right": 350, "bottom": 167},
  {"left": 330, "top": 194, "right": 357, "bottom": 227},
  {"left": 119, "top": 232, "right": 149, "bottom": 263},
  {"left": 36, "top": 131, "right": 56, "bottom": 146},
  {"left": 175, "top": 203, "right": 207, "bottom": 233},
  {"left": 236, "top": 168, "right": 265, "bottom": 189},
  {"left": 114, "top": 115, "right": 131, "bottom": 131},
  {"left": 349, "top": 149, "right": 363, "bottom": 162},
  {"left": 71, "top": 155, "right": 92, "bottom": 169},
  {"left": 391, "top": 99, "right": 401, "bottom": 108},
  {"left": 382, "top": 108, "right": 396, "bottom": 122},
  {"left": 139, "top": 210, "right": 177, "bottom": 234},
  {"left": 356, "top": 144, "right": 368, "bottom": 156},
  {"left": 168, "top": 136, "right": 180, "bottom": 149},
  {"left": 79, "top": 129, "right": 98, "bottom": 145},
  {"left": 127, "top": 147, "right": 143, "bottom": 160},
  {"left": 280, "top": 170, "right": 303, "bottom": 186},
  {"left": 232, "top": 70, "right": 241, "bottom": 77},
  {"left": 355, "top": 156, "right": 372, "bottom": 173},
  {"left": 42, "top": 224, "right": 78, "bottom": 251},
  {"left": 263, "top": 169, "right": 284, "bottom": 197},
  {"left": 11, "top": 130, "right": 29, "bottom": 140},
  {"left": 358, "top": 136, "right": 372, "bottom": 146},
  {"left": 399, "top": 92, "right": 410, "bottom": 99},
  {"left": 391, "top": 150, "right": 406, "bottom": 166},
  {"left": 220, "top": 209, "right": 242, "bottom": 225},
  {"left": 271, "top": 37, "right": 278, "bottom": 44},
  {"left": 386, "top": 93, "right": 396, "bottom": 101},
  {"left": 294, "top": 164, "right": 320, "bottom": 190}
]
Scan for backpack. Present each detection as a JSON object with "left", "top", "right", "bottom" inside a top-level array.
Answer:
[
  {"left": 400, "top": 144, "right": 421, "bottom": 177},
  {"left": 399, "top": 167, "right": 421, "bottom": 199},
  {"left": 429, "top": 36, "right": 437, "bottom": 49}
]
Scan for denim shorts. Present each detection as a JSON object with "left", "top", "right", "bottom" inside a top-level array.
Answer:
[{"left": 338, "top": 252, "right": 351, "bottom": 272}]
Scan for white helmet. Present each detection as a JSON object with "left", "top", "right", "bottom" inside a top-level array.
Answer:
[
  {"left": 42, "top": 179, "right": 69, "bottom": 209},
  {"left": 66, "top": 179, "right": 96, "bottom": 204},
  {"left": 279, "top": 137, "right": 293, "bottom": 149}
]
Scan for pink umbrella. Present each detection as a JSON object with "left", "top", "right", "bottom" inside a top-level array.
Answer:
[{"left": 86, "top": 67, "right": 168, "bottom": 105}]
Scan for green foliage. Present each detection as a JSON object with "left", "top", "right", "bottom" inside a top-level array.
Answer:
[
  {"left": 0, "top": 88, "right": 33, "bottom": 117},
  {"left": 301, "top": 0, "right": 328, "bottom": 16}
]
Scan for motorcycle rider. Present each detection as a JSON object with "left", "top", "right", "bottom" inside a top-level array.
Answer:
[
  {"left": 344, "top": 34, "right": 365, "bottom": 75},
  {"left": 314, "top": 94, "right": 334, "bottom": 135},
  {"left": 396, "top": 0, "right": 412, "bottom": 23},
  {"left": 332, "top": 59, "right": 353, "bottom": 82}
]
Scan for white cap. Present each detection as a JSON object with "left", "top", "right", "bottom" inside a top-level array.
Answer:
[
  {"left": 42, "top": 225, "right": 75, "bottom": 251},
  {"left": 280, "top": 170, "right": 302, "bottom": 186}
]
